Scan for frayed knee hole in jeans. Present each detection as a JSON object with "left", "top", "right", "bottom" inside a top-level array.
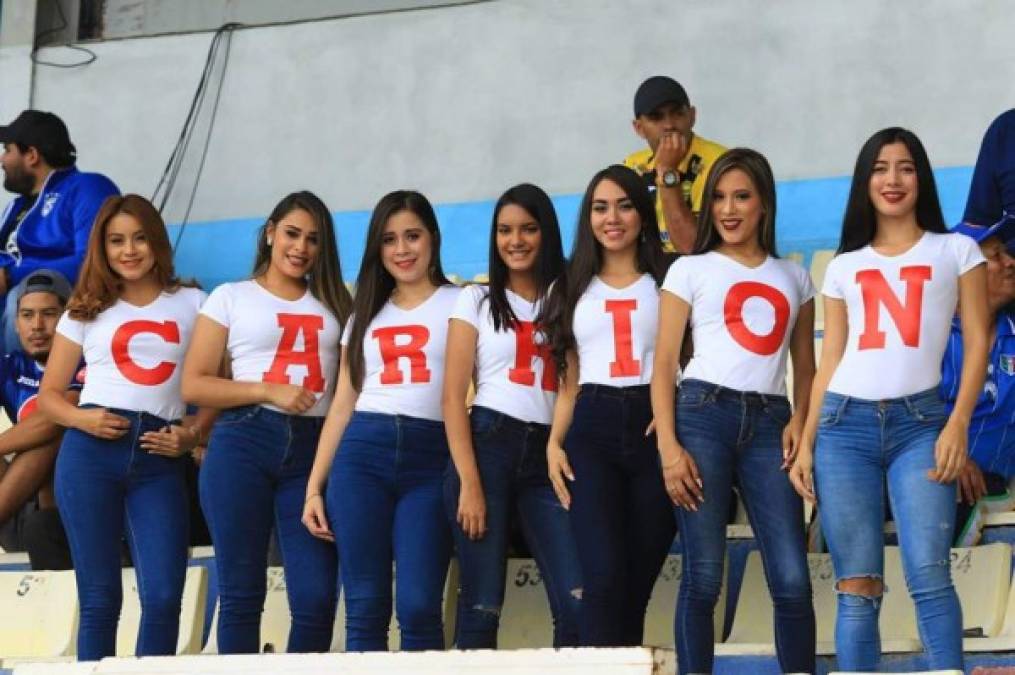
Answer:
[{"left": 836, "top": 576, "right": 883, "bottom": 602}]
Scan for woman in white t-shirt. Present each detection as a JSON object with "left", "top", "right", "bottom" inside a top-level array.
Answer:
[
  {"left": 441, "top": 183, "right": 581, "bottom": 648},
  {"left": 181, "top": 191, "right": 353, "bottom": 654},
  {"left": 651, "top": 149, "right": 816, "bottom": 674},
  {"left": 302, "top": 190, "right": 460, "bottom": 652},
  {"left": 790, "top": 129, "right": 989, "bottom": 672},
  {"left": 542, "top": 165, "right": 675, "bottom": 646},
  {"left": 38, "top": 195, "right": 210, "bottom": 660}
]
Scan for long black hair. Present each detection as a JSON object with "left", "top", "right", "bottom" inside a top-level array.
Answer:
[
  {"left": 543, "top": 164, "right": 669, "bottom": 374},
  {"left": 694, "top": 148, "right": 779, "bottom": 256},
  {"left": 346, "top": 190, "right": 450, "bottom": 390},
  {"left": 838, "top": 127, "right": 947, "bottom": 254},
  {"left": 484, "top": 183, "right": 565, "bottom": 331},
  {"left": 252, "top": 191, "right": 353, "bottom": 327}
]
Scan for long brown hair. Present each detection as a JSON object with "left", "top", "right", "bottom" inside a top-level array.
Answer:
[
  {"left": 252, "top": 191, "right": 353, "bottom": 327},
  {"left": 67, "top": 194, "right": 184, "bottom": 321},
  {"left": 347, "top": 190, "right": 450, "bottom": 390},
  {"left": 694, "top": 148, "right": 780, "bottom": 256}
]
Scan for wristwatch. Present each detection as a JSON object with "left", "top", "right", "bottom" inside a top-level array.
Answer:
[{"left": 658, "top": 169, "right": 680, "bottom": 189}]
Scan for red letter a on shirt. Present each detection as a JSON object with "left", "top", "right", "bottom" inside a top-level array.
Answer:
[
  {"left": 605, "top": 299, "right": 640, "bottom": 378},
  {"left": 373, "top": 325, "right": 431, "bottom": 385},
  {"left": 855, "top": 266, "right": 932, "bottom": 350},
  {"left": 262, "top": 314, "right": 325, "bottom": 391},
  {"left": 508, "top": 321, "right": 558, "bottom": 392}
]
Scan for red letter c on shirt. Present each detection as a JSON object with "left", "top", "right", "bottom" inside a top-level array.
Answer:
[{"left": 111, "top": 320, "right": 181, "bottom": 385}]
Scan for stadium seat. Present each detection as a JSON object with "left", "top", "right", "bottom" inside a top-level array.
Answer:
[
  {"left": 116, "top": 566, "right": 208, "bottom": 656},
  {"left": 724, "top": 544, "right": 1010, "bottom": 656},
  {"left": 0, "top": 569, "right": 78, "bottom": 658},
  {"left": 808, "top": 249, "right": 835, "bottom": 327},
  {"left": 882, "top": 544, "right": 1010, "bottom": 642},
  {"left": 498, "top": 554, "right": 722, "bottom": 649},
  {"left": 205, "top": 562, "right": 458, "bottom": 653}
]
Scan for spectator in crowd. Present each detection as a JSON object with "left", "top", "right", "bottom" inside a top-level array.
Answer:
[
  {"left": 792, "top": 127, "right": 988, "bottom": 672},
  {"left": 623, "top": 76, "right": 726, "bottom": 254},
  {"left": 942, "top": 109, "right": 1015, "bottom": 545},
  {"left": 963, "top": 109, "right": 1015, "bottom": 229},
  {"left": 0, "top": 270, "right": 78, "bottom": 569},
  {"left": 543, "top": 165, "right": 675, "bottom": 647},
  {"left": 0, "top": 110, "right": 119, "bottom": 351}
]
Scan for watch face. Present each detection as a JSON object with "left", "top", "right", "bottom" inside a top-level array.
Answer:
[{"left": 663, "top": 170, "right": 679, "bottom": 187}]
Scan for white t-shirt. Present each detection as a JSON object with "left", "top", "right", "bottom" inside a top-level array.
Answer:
[
  {"left": 56, "top": 287, "right": 206, "bottom": 421},
  {"left": 450, "top": 284, "right": 556, "bottom": 425},
  {"left": 663, "top": 252, "right": 815, "bottom": 396},
  {"left": 823, "top": 232, "right": 985, "bottom": 399},
  {"left": 343, "top": 285, "right": 461, "bottom": 421},
  {"left": 200, "top": 280, "right": 341, "bottom": 417},
  {"left": 573, "top": 274, "right": 660, "bottom": 386}
]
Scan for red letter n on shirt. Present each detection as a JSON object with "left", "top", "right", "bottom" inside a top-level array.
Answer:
[
  {"left": 507, "top": 321, "right": 558, "bottom": 392},
  {"left": 262, "top": 314, "right": 325, "bottom": 392},
  {"left": 372, "top": 325, "right": 431, "bottom": 385},
  {"left": 605, "top": 299, "right": 640, "bottom": 378},
  {"left": 855, "top": 266, "right": 932, "bottom": 350}
]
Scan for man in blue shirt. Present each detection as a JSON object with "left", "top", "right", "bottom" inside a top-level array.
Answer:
[
  {"left": 942, "top": 218, "right": 1015, "bottom": 546},
  {"left": 0, "top": 110, "right": 119, "bottom": 351},
  {"left": 964, "top": 110, "right": 1015, "bottom": 230},
  {"left": 0, "top": 270, "right": 80, "bottom": 568}
]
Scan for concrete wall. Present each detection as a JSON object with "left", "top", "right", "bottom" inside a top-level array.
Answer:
[{"left": 2, "top": 0, "right": 1014, "bottom": 285}]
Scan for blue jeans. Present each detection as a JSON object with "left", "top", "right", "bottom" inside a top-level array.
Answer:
[
  {"left": 54, "top": 406, "right": 189, "bottom": 660},
  {"left": 443, "top": 406, "right": 582, "bottom": 649},
  {"left": 564, "top": 384, "right": 676, "bottom": 646},
  {"left": 815, "top": 388, "right": 962, "bottom": 672},
  {"left": 675, "top": 379, "right": 815, "bottom": 675},
  {"left": 200, "top": 405, "right": 337, "bottom": 654},
  {"left": 328, "top": 411, "right": 453, "bottom": 651}
]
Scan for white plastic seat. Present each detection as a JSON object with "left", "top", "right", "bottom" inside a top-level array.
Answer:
[
  {"left": 205, "top": 562, "right": 458, "bottom": 653},
  {"left": 723, "top": 544, "right": 1010, "bottom": 656},
  {"left": 115, "top": 566, "right": 208, "bottom": 656},
  {"left": 0, "top": 570, "right": 78, "bottom": 658}
]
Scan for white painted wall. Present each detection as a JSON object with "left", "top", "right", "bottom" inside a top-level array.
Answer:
[{"left": 4, "top": 0, "right": 1015, "bottom": 222}]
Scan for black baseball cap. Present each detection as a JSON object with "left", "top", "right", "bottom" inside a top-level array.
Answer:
[
  {"left": 0, "top": 110, "right": 76, "bottom": 165},
  {"left": 13, "top": 269, "right": 73, "bottom": 308},
  {"left": 633, "top": 76, "right": 691, "bottom": 118}
]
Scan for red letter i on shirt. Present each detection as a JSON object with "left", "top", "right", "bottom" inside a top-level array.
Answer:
[{"left": 605, "top": 299, "right": 640, "bottom": 378}]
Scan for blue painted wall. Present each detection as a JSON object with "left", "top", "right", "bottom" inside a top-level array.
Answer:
[{"left": 169, "top": 167, "right": 974, "bottom": 291}]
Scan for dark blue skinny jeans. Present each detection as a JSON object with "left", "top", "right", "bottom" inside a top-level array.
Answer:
[
  {"left": 328, "top": 411, "right": 453, "bottom": 652},
  {"left": 444, "top": 405, "right": 582, "bottom": 649},
  {"left": 564, "top": 384, "right": 676, "bottom": 647},
  {"left": 199, "top": 404, "right": 338, "bottom": 654},
  {"left": 55, "top": 406, "right": 189, "bottom": 660},
  {"left": 675, "top": 379, "right": 815, "bottom": 675}
]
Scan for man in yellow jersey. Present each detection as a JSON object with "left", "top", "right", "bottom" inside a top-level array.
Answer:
[{"left": 623, "top": 76, "right": 726, "bottom": 254}]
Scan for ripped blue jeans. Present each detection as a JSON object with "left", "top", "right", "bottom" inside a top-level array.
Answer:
[{"left": 814, "top": 388, "right": 962, "bottom": 672}]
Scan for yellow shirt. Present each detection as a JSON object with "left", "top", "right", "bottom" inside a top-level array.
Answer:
[{"left": 623, "top": 134, "right": 726, "bottom": 252}]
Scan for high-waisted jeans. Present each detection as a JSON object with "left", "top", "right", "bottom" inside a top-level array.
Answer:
[
  {"left": 200, "top": 405, "right": 337, "bottom": 654},
  {"left": 675, "top": 379, "right": 815, "bottom": 675},
  {"left": 444, "top": 405, "right": 582, "bottom": 649},
  {"left": 814, "top": 388, "right": 962, "bottom": 672},
  {"left": 55, "top": 406, "right": 189, "bottom": 660},
  {"left": 328, "top": 411, "right": 453, "bottom": 652},
  {"left": 563, "top": 384, "right": 676, "bottom": 647}
]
